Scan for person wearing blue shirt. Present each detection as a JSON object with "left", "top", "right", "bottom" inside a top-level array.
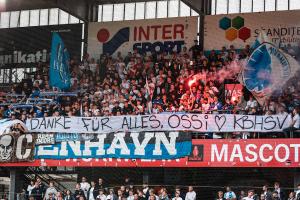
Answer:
[{"left": 224, "top": 187, "right": 236, "bottom": 200}]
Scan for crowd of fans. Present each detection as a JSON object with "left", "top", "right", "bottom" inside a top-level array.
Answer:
[
  {"left": 18, "top": 177, "right": 300, "bottom": 200},
  {"left": 0, "top": 41, "right": 299, "bottom": 137}
]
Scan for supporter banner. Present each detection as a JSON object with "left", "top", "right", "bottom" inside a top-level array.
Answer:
[
  {"left": 0, "top": 119, "right": 34, "bottom": 162},
  {"left": 34, "top": 132, "right": 191, "bottom": 160},
  {"left": 0, "top": 24, "right": 82, "bottom": 68},
  {"left": 55, "top": 133, "right": 95, "bottom": 142},
  {"left": 49, "top": 33, "right": 71, "bottom": 90},
  {"left": 2, "top": 139, "right": 300, "bottom": 167},
  {"left": 26, "top": 114, "right": 291, "bottom": 134},
  {"left": 36, "top": 134, "right": 55, "bottom": 145},
  {"left": 88, "top": 17, "right": 198, "bottom": 58},
  {"left": 204, "top": 10, "right": 300, "bottom": 55},
  {"left": 0, "top": 133, "right": 35, "bottom": 163},
  {"left": 55, "top": 133, "right": 80, "bottom": 142}
]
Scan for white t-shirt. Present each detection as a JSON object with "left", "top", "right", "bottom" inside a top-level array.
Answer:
[
  {"left": 185, "top": 191, "right": 196, "bottom": 200},
  {"left": 246, "top": 100, "right": 258, "bottom": 110},
  {"left": 296, "top": 190, "right": 300, "bottom": 198},
  {"left": 127, "top": 195, "right": 134, "bottom": 200},
  {"left": 172, "top": 197, "right": 182, "bottom": 200},
  {"left": 97, "top": 194, "right": 107, "bottom": 200},
  {"left": 172, "top": 197, "right": 183, "bottom": 200},
  {"left": 148, "top": 195, "right": 159, "bottom": 200},
  {"left": 80, "top": 182, "right": 91, "bottom": 197},
  {"left": 278, "top": 111, "right": 288, "bottom": 115},
  {"left": 89, "top": 187, "right": 95, "bottom": 200},
  {"left": 27, "top": 185, "right": 34, "bottom": 195},
  {"left": 202, "top": 103, "right": 210, "bottom": 111},
  {"left": 293, "top": 114, "right": 300, "bottom": 128},
  {"left": 121, "top": 81, "right": 130, "bottom": 89},
  {"left": 242, "top": 197, "right": 253, "bottom": 200},
  {"left": 89, "top": 63, "right": 98, "bottom": 73},
  {"left": 224, "top": 191, "right": 236, "bottom": 200}
]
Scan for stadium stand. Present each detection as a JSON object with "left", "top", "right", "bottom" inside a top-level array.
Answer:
[
  {"left": 1, "top": 44, "right": 299, "bottom": 139},
  {"left": 1, "top": 0, "right": 300, "bottom": 200}
]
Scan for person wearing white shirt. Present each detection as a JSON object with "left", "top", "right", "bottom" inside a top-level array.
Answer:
[
  {"left": 274, "top": 182, "right": 285, "bottom": 200},
  {"left": 283, "top": 108, "right": 300, "bottom": 137},
  {"left": 277, "top": 107, "right": 288, "bottom": 116},
  {"left": 172, "top": 191, "right": 183, "bottom": 200},
  {"left": 88, "top": 181, "right": 97, "bottom": 200},
  {"left": 293, "top": 109, "right": 300, "bottom": 129},
  {"left": 27, "top": 181, "right": 35, "bottom": 197},
  {"left": 201, "top": 99, "right": 210, "bottom": 112},
  {"left": 148, "top": 189, "right": 159, "bottom": 200},
  {"left": 143, "top": 184, "right": 149, "bottom": 196},
  {"left": 80, "top": 177, "right": 91, "bottom": 199},
  {"left": 242, "top": 190, "right": 254, "bottom": 200},
  {"left": 288, "top": 192, "right": 296, "bottom": 200},
  {"left": 127, "top": 190, "right": 135, "bottom": 200},
  {"left": 44, "top": 181, "right": 58, "bottom": 200},
  {"left": 215, "top": 191, "right": 225, "bottom": 200},
  {"left": 262, "top": 185, "right": 272, "bottom": 200},
  {"left": 245, "top": 96, "right": 258, "bottom": 111},
  {"left": 107, "top": 189, "right": 117, "bottom": 200},
  {"left": 149, "top": 195, "right": 158, "bottom": 200},
  {"left": 224, "top": 187, "right": 236, "bottom": 200},
  {"left": 97, "top": 190, "right": 107, "bottom": 200},
  {"left": 185, "top": 186, "right": 196, "bottom": 200},
  {"left": 295, "top": 184, "right": 300, "bottom": 199},
  {"left": 89, "top": 58, "right": 98, "bottom": 74}
]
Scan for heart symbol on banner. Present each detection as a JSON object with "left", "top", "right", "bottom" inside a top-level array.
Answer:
[{"left": 215, "top": 115, "right": 226, "bottom": 131}]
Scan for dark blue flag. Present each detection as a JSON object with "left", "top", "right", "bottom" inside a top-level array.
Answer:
[{"left": 49, "top": 33, "right": 71, "bottom": 90}]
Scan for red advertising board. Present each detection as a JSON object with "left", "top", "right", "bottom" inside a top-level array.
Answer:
[{"left": 1, "top": 139, "right": 299, "bottom": 167}]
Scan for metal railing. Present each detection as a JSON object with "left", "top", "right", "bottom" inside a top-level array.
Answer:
[{"left": 25, "top": 167, "right": 69, "bottom": 193}]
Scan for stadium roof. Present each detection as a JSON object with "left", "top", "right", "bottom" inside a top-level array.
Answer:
[{"left": 4, "top": 0, "right": 206, "bottom": 21}]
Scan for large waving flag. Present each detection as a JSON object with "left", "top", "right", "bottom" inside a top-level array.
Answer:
[
  {"left": 242, "top": 31, "right": 300, "bottom": 105},
  {"left": 49, "top": 33, "right": 71, "bottom": 90}
]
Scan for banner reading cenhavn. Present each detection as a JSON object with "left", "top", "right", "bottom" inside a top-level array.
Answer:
[
  {"left": 34, "top": 132, "right": 191, "bottom": 160},
  {"left": 26, "top": 114, "right": 291, "bottom": 134}
]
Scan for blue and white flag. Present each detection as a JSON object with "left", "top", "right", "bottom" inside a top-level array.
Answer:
[
  {"left": 49, "top": 33, "right": 71, "bottom": 90},
  {"left": 242, "top": 31, "right": 300, "bottom": 105}
]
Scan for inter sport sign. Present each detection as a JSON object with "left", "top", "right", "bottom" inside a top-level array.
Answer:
[{"left": 88, "top": 17, "right": 198, "bottom": 58}]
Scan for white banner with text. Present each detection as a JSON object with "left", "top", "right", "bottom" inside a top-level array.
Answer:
[{"left": 26, "top": 114, "right": 291, "bottom": 134}]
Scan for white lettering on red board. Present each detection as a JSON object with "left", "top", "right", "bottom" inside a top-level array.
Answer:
[{"left": 211, "top": 143, "right": 300, "bottom": 163}]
